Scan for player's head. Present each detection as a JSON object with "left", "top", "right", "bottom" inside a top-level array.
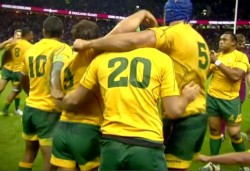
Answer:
[
  {"left": 163, "top": 0, "right": 192, "bottom": 25},
  {"left": 43, "top": 16, "right": 63, "bottom": 39},
  {"left": 236, "top": 34, "right": 246, "bottom": 51},
  {"left": 22, "top": 27, "right": 34, "bottom": 43},
  {"left": 71, "top": 20, "right": 100, "bottom": 40},
  {"left": 14, "top": 29, "right": 22, "bottom": 39},
  {"left": 219, "top": 31, "right": 237, "bottom": 52}
]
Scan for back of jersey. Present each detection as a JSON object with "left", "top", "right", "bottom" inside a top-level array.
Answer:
[
  {"left": 150, "top": 23, "right": 210, "bottom": 117},
  {"left": 12, "top": 39, "right": 32, "bottom": 72},
  {"left": 24, "top": 38, "right": 72, "bottom": 112},
  {"left": 86, "top": 48, "right": 179, "bottom": 143}
]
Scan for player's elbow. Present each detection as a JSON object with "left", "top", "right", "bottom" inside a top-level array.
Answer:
[
  {"left": 62, "top": 96, "right": 80, "bottom": 112},
  {"left": 163, "top": 109, "right": 182, "bottom": 119}
]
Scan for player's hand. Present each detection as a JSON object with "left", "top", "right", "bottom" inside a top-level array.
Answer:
[
  {"left": 51, "top": 89, "right": 64, "bottom": 100},
  {"left": 73, "top": 39, "right": 89, "bottom": 51},
  {"left": 139, "top": 10, "right": 158, "bottom": 27},
  {"left": 182, "top": 81, "right": 200, "bottom": 102},
  {"left": 210, "top": 50, "right": 218, "bottom": 63},
  {"left": 198, "top": 154, "right": 210, "bottom": 163}
]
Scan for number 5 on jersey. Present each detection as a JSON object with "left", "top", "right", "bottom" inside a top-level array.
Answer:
[{"left": 108, "top": 57, "right": 151, "bottom": 88}]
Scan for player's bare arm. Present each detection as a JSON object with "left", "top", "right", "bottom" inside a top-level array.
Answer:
[
  {"left": 73, "top": 30, "right": 156, "bottom": 52},
  {"left": 162, "top": 82, "right": 200, "bottom": 119},
  {"left": 51, "top": 61, "right": 64, "bottom": 99},
  {"left": 107, "top": 9, "right": 158, "bottom": 35},
  {"left": 198, "top": 152, "right": 250, "bottom": 165},
  {"left": 20, "top": 74, "right": 30, "bottom": 95},
  {"left": 211, "top": 51, "right": 246, "bottom": 81},
  {"left": 246, "top": 69, "right": 250, "bottom": 97},
  {"left": 0, "top": 37, "right": 15, "bottom": 49},
  {"left": 61, "top": 85, "right": 91, "bottom": 112}
]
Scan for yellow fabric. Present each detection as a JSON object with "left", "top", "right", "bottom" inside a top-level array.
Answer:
[
  {"left": 23, "top": 39, "right": 72, "bottom": 111},
  {"left": 19, "top": 162, "right": 33, "bottom": 168},
  {"left": 150, "top": 22, "right": 210, "bottom": 117},
  {"left": 165, "top": 154, "right": 192, "bottom": 169},
  {"left": 22, "top": 133, "right": 38, "bottom": 141},
  {"left": 208, "top": 50, "right": 249, "bottom": 100},
  {"left": 209, "top": 134, "right": 222, "bottom": 140},
  {"left": 60, "top": 49, "right": 103, "bottom": 125},
  {"left": 80, "top": 47, "right": 179, "bottom": 142},
  {"left": 79, "top": 157, "right": 100, "bottom": 171},
  {"left": 39, "top": 137, "right": 52, "bottom": 146},
  {"left": 50, "top": 155, "right": 76, "bottom": 169},
  {"left": 232, "top": 137, "right": 243, "bottom": 144},
  {"left": 2, "top": 44, "right": 14, "bottom": 71}
]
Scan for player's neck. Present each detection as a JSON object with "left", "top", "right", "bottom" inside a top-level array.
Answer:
[{"left": 222, "top": 48, "right": 235, "bottom": 54}]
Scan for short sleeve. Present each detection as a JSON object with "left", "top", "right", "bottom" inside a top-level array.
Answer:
[
  {"left": 53, "top": 44, "right": 73, "bottom": 63},
  {"left": 80, "top": 57, "right": 100, "bottom": 90},
  {"left": 234, "top": 53, "right": 249, "bottom": 72},
  {"left": 148, "top": 26, "right": 172, "bottom": 50}
]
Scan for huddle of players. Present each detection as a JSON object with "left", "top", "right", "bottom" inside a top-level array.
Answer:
[{"left": 10, "top": 0, "right": 249, "bottom": 171}]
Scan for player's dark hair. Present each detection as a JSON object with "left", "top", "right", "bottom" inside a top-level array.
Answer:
[
  {"left": 43, "top": 16, "right": 63, "bottom": 38},
  {"left": 224, "top": 31, "right": 238, "bottom": 45},
  {"left": 71, "top": 20, "right": 100, "bottom": 40},
  {"left": 236, "top": 34, "right": 246, "bottom": 43},
  {"left": 21, "top": 27, "right": 32, "bottom": 37}
]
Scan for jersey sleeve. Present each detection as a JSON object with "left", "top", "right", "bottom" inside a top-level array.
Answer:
[
  {"left": 233, "top": 53, "right": 249, "bottom": 72},
  {"left": 53, "top": 44, "right": 73, "bottom": 64},
  {"left": 160, "top": 56, "right": 180, "bottom": 97},
  {"left": 148, "top": 26, "right": 172, "bottom": 50},
  {"left": 80, "top": 57, "right": 100, "bottom": 90}
]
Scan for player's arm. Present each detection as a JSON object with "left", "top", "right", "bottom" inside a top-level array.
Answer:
[
  {"left": 61, "top": 57, "right": 99, "bottom": 112},
  {"left": 73, "top": 30, "right": 156, "bottom": 52},
  {"left": 246, "top": 69, "right": 250, "bottom": 97},
  {"left": 61, "top": 85, "right": 92, "bottom": 112},
  {"left": 51, "top": 46, "right": 71, "bottom": 98},
  {"left": 0, "top": 37, "right": 14, "bottom": 49},
  {"left": 107, "top": 10, "right": 158, "bottom": 35},
  {"left": 162, "top": 82, "right": 200, "bottom": 119},
  {"left": 20, "top": 61, "right": 29, "bottom": 95},
  {"left": 211, "top": 52, "right": 248, "bottom": 81},
  {"left": 198, "top": 152, "right": 250, "bottom": 165}
]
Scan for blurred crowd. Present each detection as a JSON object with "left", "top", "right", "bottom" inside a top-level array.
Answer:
[
  {"left": 0, "top": 3, "right": 249, "bottom": 52},
  {"left": 0, "top": 0, "right": 250, "bottom": 20}
]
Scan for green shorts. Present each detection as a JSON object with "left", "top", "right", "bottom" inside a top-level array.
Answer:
[
  {"left": 1, "top": 67, "right": 13, "bottom": 81},
  {"left": 22, "top": 105, "right": 60, "bottom": 146},
  {"left": 99, "top": 138, "right": 167, "bottom": 171},
  {"left": 207, "top": 94, "right": 241, "bottom": 123},
  {"left": 163, "top": 113, "right": 208, "bottom": 169},
  {"left": 12, "top": 71, "right": 22, "bottom": 83},
  {"left": 51, "top": 122, "right": 101, "bottom": 170}
]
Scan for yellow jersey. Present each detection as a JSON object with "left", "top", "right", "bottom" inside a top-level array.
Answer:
[
  {"left": 150, "top": 22, "right": 210, "bottom": 117},
  {"left": 208, "top": 50, "right": 249, "bottom": 100},
  {"left": 80, "top": 48, "right": 179, "bottom": 143},
  {"left": 3, "top": 40, "right": 32, "bottom": 71},
  {"left": 60, "top": 49, "right": 103, "bottom": 125},
  {"left": 23, "top": 38, "right": 72, "bottom": 111}
]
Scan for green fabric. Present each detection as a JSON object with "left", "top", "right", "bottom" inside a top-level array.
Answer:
[
  {"left": 163, "top": 114, "right": 208, "bottom": 160},
  {"left": 207, "top": 94, "right": 241, "bottom": 124},
  {"left": 210, "top": 137, "right": 222, "bottom": 155},
  {"left": 22, "top": 105, "right": 60, "bottom": 139},
  {"left": 52, "top": 122, "right": 101, "bottom": 165},
  {"left": 99, "top": 139, "right": 167, "bottom": 171},
  {"left": 232, "top": 140, "right": 245, "bottom": 152},
  {"left": 15, "top": 97, "right": 20, "bottom": 110}
]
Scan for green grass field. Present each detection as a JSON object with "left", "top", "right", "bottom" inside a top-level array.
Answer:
[{"left": 0, "top": 81, "right": 250, "bottom": 170}]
